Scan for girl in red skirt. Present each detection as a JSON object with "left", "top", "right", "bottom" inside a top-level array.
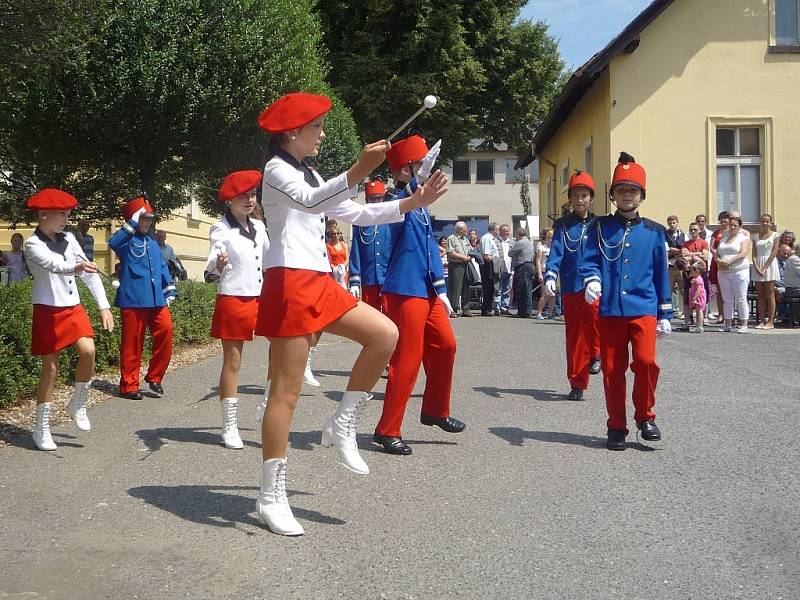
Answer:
[
  {"left": 253, "top": 92, "right": 448, "bottom": 535},
  {"left": 23, "top": 189, "right": 114, "bottom": 451},
  {"left": 206, "top": 170, "right": 269, "bottom": 449}
]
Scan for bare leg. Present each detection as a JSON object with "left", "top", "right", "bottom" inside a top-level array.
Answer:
[
  {"left": 36, "top": 353, "right": 59, "bottom": 405},
  {"left": 73, "top": 336, "right": 96, "bottom": 382},
  {"left": 756, "top": 281, "right": 766, "bottom": 325},
  {"left": 764, "top": 281, "right": 776, "bottom": 326},
  {"left": 219, "top": 340, "right": 244, "bottom": 399},
  {"left": 715, "top": 284, "right": 724, "bottom": 321}
]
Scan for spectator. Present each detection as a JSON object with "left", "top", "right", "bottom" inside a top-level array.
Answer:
[
  {"left": 665, "top": 215, "right": 686, "bottom": 318},
  {"left": 783, "top": 243, "right": 800, "bottom": 325},
  {"left": 779, "top": 230, "right": 796, "bottom": 248},
  {"left": 468, "top": 229, "right": 479, "bottom": 249},
  {"left": 446, "top": 221, "right": 473, "bottom": 317},
  {"left": 535, "top": 228, "right": 556, "bottom": 319},
  {"left": 775, "top": 243, "right": 791, "bottom": 322},
  {"left": 4, "top": 232, "right": 30, "bottom": 283},
  {"left": 325, "top": 220, "right": 348, "bottom": 289},
  {"left": 493, "top": 224, "right": 513, "bottom": 315},
  {"left": 479, "top": 223, "right": 499, "bottom": 316},
  {"left": 681, "top": 222, "right": 710, "bottom": 327},
  {"left": 695, "top": 213, "right": 713, "bottom": 241},
  {"left": 709, "top": 211, "right": 730, "bottom": 323},
  {"left": 715, "top": 216, "right": 752, "bottom": 333},
  {"left": 751, "top": 213, "right": 780, "bottom": 329},
  {"left": 156, "top": 230, "right": 186, "bottom": 281},
  {"left": 438, "top": 236, "right": 448, "bottom": 285},
  {"left": 78, "top": 219, "right": 95, "bottom": 260},
  {"left": 509, "top": 228, "right": 535, "bottom": 317},
  {"left": 728, "top": 211, "right": 751, "bottom": 238},
  {"left": 688, "top": 260, "right": 707, "bottom": 333}
]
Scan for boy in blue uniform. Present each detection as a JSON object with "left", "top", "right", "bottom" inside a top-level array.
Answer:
[
  {"left": 580, "top": 153, "right": 672, "bottom": 450},
  {"left": 348, "top": 177, "right": 391, "bottom": 310},
  {"left": 110, "top": 196, "right": 177, "bottom": 400}
]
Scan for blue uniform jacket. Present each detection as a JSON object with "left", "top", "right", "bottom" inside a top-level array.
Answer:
[
  {"left": 381, "top": 180, "right": 446, "bottom": 299},
  {"left": 579, "top": 212, "right": 673, "bottom": 319},
  {"left": 348, "top": 222, "right": 392, "bottom": 288},
  {"left": 109, "top": 220, "right": 177, "bottom": 308},
  {"left": 544, "top": 213, "right": 596, "bottom": 295}
]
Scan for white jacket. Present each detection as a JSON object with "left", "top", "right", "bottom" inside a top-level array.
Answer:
[
  {"left": 262, "top": 150, "right": 403, "bottom": 272},
  {"left": 205, "top": 213, "right": 269, "bottom": 297},
  {"left": 24, "top": 229, "right": 110, "bottom": 310}
]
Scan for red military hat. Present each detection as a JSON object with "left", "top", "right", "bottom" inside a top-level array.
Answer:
[
  {"left": 568, "top": 170, "right": 595, "bottom": 196},
  {"left": 364, "top": 178, "right": 386, "bottom": 198},
  {"left": 386, "top": 135, "right": 429, "bottom": 172},
  {"left": 122, "top": 196, "right": 156, "bottom": 221},
  {"left": 611, "top": 151, "right": 646, "bottom": 192},
  {"left": 217, "top": 170, "right": 262, "bottom": 202},
  {"left": 258, "top": 92, "right": 333, "bottom": 133},
  {"left": 26, "top": 188, "right": 79, "bottom": 210}
]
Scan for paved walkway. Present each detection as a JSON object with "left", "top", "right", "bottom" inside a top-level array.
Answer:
[{"left": 1, "top": 318, "right": 797, "bottom": 599}]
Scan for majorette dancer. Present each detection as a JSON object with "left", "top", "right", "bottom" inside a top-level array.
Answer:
[
  {"left": 23, "top": 189, "right": 114, "bottom": 451},
  {"left": 373, "top": 132, "right": 466, "bottom": 456},
  {"left": 253, "top": 92, "right": 448, "bottom": 535},
  {"left": 109, "top": 197, "right": 177, "bottom": 400},
  {"left": 580, "top": 152, "right": 673, "bottom": 450},
  {"left": 543, "top": 171, "right": 601, "bottom": 401},
  {"left": 205, "top": 170, "right": 269, "bottom": 449},
  {"left": 348, "top": 177, "right": 391, "bottom": 310}
]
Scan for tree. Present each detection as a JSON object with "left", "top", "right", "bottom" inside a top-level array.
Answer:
[
  {"left": 0, "top": 0, "right": 362, "bottom": 223},
  {"left": 519, "top": 174, "right": 532, "bottom": 216}
]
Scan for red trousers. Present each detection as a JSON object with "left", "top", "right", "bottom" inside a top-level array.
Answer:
[
  {"left": 361, "top": 285, "right": 382, "bottom": 311},
  {"left": 119, "top": 307, "right": 174, "bottom": 393},
  {"left": 376, "top": 293, "right": 456, "bottom": 437},
  {"left": 562, "top": 292, "right": 600, "bottom": 390},
  {"left": 598, "top": 316, "right": 659, "bottom": 432}
]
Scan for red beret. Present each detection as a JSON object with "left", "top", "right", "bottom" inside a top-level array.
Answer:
[
  {"left": 26, "top": 188, "right": 78, "bottom": 210},
  {"left": 122, "top": 196, "right": 156, "bottom": 222},
  {"left": 611, "top": 153, "right": 646, "bottom": 192},
  {"left": 365, "top": 178, "right": 386, "bottom": 198},
  {"left": 217, "top": 170, "right": 263, "bottom": 202},
  {"left": 258, "top": 92, "right": 333, "bottom": 133},
  {"left": 386, "top": 135, "right": 429, "bottom": 171},
  {"left": 568, "top": 171, "right": 595, "bottom": 195}
]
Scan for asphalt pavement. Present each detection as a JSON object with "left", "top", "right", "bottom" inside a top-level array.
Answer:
[{"left": 1, "top": 316, "right": 798, "bottom": 600}]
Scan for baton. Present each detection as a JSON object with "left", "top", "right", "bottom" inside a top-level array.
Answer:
[{"left": 387, "top": 95, "right": 438, "bottom": 141}]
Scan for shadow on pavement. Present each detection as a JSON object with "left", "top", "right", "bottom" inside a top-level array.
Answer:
[
  {"left": 490, "top": 427, "right": 659, "bottom": 451},
  {"left": 474, "top": 386, "right": 568, "bottom": 402},
  {"left": 135, "top": 426, "right": 260, "bottom": 458},
  {"left": 127, "top": 484, "right": 345, "bottom": 531},
  {"left": 0, "top": 423, "right": 83, "bottom": 452},
  {"left": 197, "top": 384, "right": 267, "bottom": 402},
  {"left": 312, "top": 370, "right": 350, "bottom": 378},
  {"left": 322, "top": 391, "right": 389, "bottom": 403}
]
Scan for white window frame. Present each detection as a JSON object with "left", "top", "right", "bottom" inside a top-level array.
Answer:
[
  {"left": 559, "top": 159, "right": 569, "bottom": 192},
  {"left": 475, "top": 158, "right": 495, "bottom": 184},
  {"left": 583, "top": 137, "right": 593, "bottom": 175},
  {"left": 770, "top": 0, "right": 800, "bottom": 49},
  {"left": 452, "top": 159, "right": 471, "bottom": 183}
]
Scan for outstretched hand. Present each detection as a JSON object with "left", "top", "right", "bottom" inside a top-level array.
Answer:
[
  {"left": 347, "top": 140, "right": 391, "bottom": 187},
  {"left": 412, "top": 169, "right": 449, "bottom": 208}
]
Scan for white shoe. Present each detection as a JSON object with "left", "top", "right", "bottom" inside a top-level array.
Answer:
[
  {"left": 33, "top": 403, "right": 57, "bottom": 451},
  {"left": 320, "top": 391, "right": 370, "bottom": 474},
  {"left": 221, "top": 398, "right": 243, "bottom": 449},
  {"left": 304, "top": 347, "right": 320, "bottom": 387},
  {"left": 256, "top": 380, "right": 269, "bottom": 424},
  {"left": 738, "top": 326, "right": 750, "bottom": 334},
  {"left": 67, "top": 381, "right": 91, "bottom": 432},
  {"left": 256, "top": 458, "right": 304, "bottom": 536}
]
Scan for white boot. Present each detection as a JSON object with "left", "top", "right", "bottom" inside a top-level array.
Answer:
[
  {"left": 256, "top": 379, "right": 270, "bottom": 424},
  {"left": 33, "top": 403, "right": 57, "bottom": 451},
  {"left": 221, "top": 398, "right": 243, "bottom": 449},
  {"left": 256, "top": 458, "right": 304, "bottom": 536},
  {"left": 303, "top": 347, "right": 320, "bottom": 387},
  {"left": 67, "top": 381, "right": 91, "bottom": 432},
  {"left": 320, "top": 391, "right": 370, "bottom": 474}
]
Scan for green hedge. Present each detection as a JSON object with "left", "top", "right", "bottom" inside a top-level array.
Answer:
[{"left": 0, "top": 279, "right": 218, "bottom": 408}]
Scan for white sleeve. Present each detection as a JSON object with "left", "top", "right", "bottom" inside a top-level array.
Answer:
[
  {"left": 24, "top": 237, "right": 76, "bottom": 274},
  {"left": 72, "top": 238, "right": 110, "bottom": 310},
  {"left": 206, "top": 222, "right": 228, "bottom": 274},
  {"left": 263, "top": 161, "right": 357, "bottom": 214},
  {"left": 324, "top": 199, "right": 403, "bottom": 226}
]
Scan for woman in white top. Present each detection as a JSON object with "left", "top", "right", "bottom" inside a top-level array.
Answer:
[
  {"left": 23, "top": 189, "right": 114, "bottom": 450},
  {"left": 5, "top": 232, "right": 30, "bottom": 282},
  {"left": 715, "top": 216, "right": 752, "bottom": 333},
  {"left": 205, "top": 170, "right": 269, "bottom": 449},
  {"left": 535, "top": 228, "right": 556, "bottom": 319},
  {"left": 751, "top": 213, "right": 780, "bottom": 329},
  {"left": 253, "top": 92, "right": 448, "bottom": 536}
]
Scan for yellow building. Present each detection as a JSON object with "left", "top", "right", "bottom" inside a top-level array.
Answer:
[{"left": 518, "top": 0, "right": 800, "bottom": 235}]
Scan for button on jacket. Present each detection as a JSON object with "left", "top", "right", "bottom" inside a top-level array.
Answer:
[
  {"left": 25, "top": 228, "right": 110, "bottom": 309},
  {"left": 205, "top": 212, "right": 269, "bottom": 297},
  {"left": 349, "top": 223, "right": 391, "bottom": 288},
  {"left": 545, "top": 213, "right": 596, "bottom": 295},
  {"left": 261, "top": 150, "right": 403, "bottom": 273},
  {"left": 580, "top": 212, "right": 673, "bottom": 319},
  {"left": 109, "top": 221, "right": 177, "bottom": 308}
]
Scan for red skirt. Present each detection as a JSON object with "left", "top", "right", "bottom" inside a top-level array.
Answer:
[
  {"left": 255, "top": 267, "right": 357, "bottom": 337},
  {"left": 211, "top": 295, "right": 259, "bottom": 341},
  {"left": 31, "top": 304, "right": 95, "bottom": 355}
]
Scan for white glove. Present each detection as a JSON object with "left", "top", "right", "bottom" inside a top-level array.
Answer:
[
  {"left": 438, "top": 292, "right": 454, "bottom": 316},
  {"left": 349, "top": 285, "right": 361, "bottom": 299},
  {"left": 166, "top": 296, "right": 175, "bottom": 307},
  {"left": 417, "top": 139, "right": 442, "bottom": 182},
  {"left": 656, "top": 318, "right": 672, "bottom": 338},
  {"left": 584, "top": 280, "right": 602, "bottom": 304},
  {"left": 131, "top": 207, "right": 147, "bottom": 224},
  {"left": 544, "top": 279, "right": 557, "bottom": 297}
]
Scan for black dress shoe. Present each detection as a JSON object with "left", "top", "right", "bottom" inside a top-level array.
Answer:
[
  {"left": 144, "top": 376, "right": 163, "bottom": 395},
  {"left": 606, "top": 429, "right": 626, "bottom": 450},
  {"left": 120, "top": 390, "right": 144, "bottom": 400},
  {"left": 637, "top": 420, "right": 661, "bottom": 441},
  {"left": 420, "top": 414, "right": 466, "bottom": 433},
  {"left": 373, "top": 432, "right": 412, "bottom": 455},
  {"left": 589, "top": 358, "right": 602, "bottom": 375},
  {"left": 567, "top": 388, "right": 584, "bottom": 401}
]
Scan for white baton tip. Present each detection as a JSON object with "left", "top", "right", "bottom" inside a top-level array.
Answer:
[
  {"left": 112, "top": 279, "right": 121, "bottom": 289},
  {"left": 424, "top": 95, "right": 437, "bottom": 108}
]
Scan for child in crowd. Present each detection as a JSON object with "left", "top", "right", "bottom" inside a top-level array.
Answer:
[{"left": 688, "top": 261, "right": 707, "bottom": 333}]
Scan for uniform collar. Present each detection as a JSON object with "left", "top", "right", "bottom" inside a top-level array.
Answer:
[
  {"left": 276, "top": 149, "right": 319, "bottom": 188},
  {"left": 613, "top": 211, "right": 642, "bottom": 226},
  {"left": 224, "top": 211, "right": 256, "bottom": 243},
  {"left": 34, "top": 227, "right": 69, "bottom": 258},
  {"left": 570, "top": 212, "right": 594, "bottom": 224}
]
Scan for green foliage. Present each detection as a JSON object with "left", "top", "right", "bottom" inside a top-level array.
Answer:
[
  {"left": 519, "top": 175, "right": 532, "bottom": 216},
  {"left": 0, "top": 278, "right": 218, "bottom": 408}
]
